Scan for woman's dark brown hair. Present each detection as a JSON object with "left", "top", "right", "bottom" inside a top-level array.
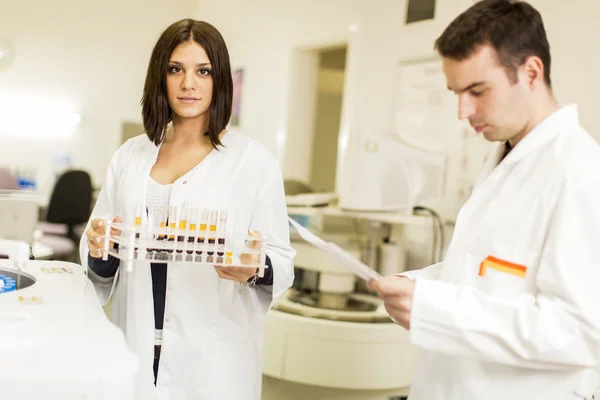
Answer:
[{"left": 141, "top": 19, "right": 233, "bottom": 148}]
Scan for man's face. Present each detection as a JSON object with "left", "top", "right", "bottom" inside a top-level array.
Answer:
[{"left": 443, "top": 45, "right": 532, "bottom": 143}]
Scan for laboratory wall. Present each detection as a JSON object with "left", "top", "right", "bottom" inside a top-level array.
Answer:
[
  {"left": 309, "top": 63, "right": 345, "bottom": 193},
  {"left": 194, "top": 0, "right": 600, "bottom": 181},
  {"left": 3, "top": 0, "right": 595, "bottom": 197},
  {"left": 192, "top": 0, "right": 600, "bottom": 269},
  {"left": 0, "top": 0, "right": 195, "bottom": 194},
  {"left": 194, "top": 0, "right": 361, "bottom": 180}
]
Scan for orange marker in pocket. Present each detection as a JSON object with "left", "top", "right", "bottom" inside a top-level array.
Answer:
[{"left": 479, "top": 255, "right": 527, "bottom": 278}]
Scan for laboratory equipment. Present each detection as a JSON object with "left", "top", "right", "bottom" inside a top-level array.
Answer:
[
  {"left": 0, "top": 274, "right": 17, "bottom": 293},
  {"left": 338, "top": 135, "right": 446, "bottom": 213},
  {"left": 0, "top": 240, "right": 138, "bottom": 400},
  {"left": 262, "top": 226, "right": 416, "bottom": 400},
  {"left": 378, "top": 240, "right": 407, "bottom": 276},
  {"left": 286, "top": 192, "right": 339, "bottom": 207},
  {"left": 0, "top": 193, "right": 39, "bottom": 243},
  {"left": 98, "top": 205, "right": 269, "bottom": 274}
]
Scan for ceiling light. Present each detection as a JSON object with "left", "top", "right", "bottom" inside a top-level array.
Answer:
[
  {"left": 0, "top": 93, "right": 81, "bottom": 138},
  {"left": 0, "top": 39, "right": 14, "bottom": 69}
]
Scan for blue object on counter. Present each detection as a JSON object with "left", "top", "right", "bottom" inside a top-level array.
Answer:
[{"left": 0, "top": 275, "right": 17, "bottom": 293}]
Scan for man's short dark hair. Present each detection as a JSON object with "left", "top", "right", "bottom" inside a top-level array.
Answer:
[{"left": 434, "top": 0, "right": 552, "bottom": 87}]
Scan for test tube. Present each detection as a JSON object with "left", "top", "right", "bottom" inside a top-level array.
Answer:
[
  {"left": 176, "top": 203, "right": 187, "bottom": 254},
  {"left": 196, "top": 208, "right": 209, "bottom": 255},
  {"left": 134, "top": 203, "right": 142, "bottom": 239},
  {"left": 207, "top": 209, "right": 217, "bottom": 256},
  {"left": 145, "top": 206, "right": 156, "bottom": 255},
  {"left": 157, "top": 207, "right": 169, "bottom": 252},
  {"left": 157, "top": 207, "right": 167, "bottom": 241},
  {"left": 225, "top": 211, "right": 236, "bottom": 258},
  {"left": 166, "top": 205, "right": 177, "bottom": 253},
  {"left": 168, "top": 205, "right": 177, "bottom": 242},
  {"left": 177, "top": 203, "right": 188, "bottom": 243},
  {"left": 186, "top": 208, "right": 198, "bottom": 255},
  {"left": 217, "top": 210, "right": 227, "bottom": 257}
]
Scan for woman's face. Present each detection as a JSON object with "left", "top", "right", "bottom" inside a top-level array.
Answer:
[{"left": 166, "top": 40, "right": 214, "bottom": 121}]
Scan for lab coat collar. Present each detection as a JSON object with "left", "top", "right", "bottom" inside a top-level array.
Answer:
[
  {"left": 141, "top": 130, "right": 234, "bottom": 180},
  {"left": 502, "top": 104, "right": 579, "bottom": 164},
  {"left": 472, "top": 104, "right": 578, "bottom": 191}
]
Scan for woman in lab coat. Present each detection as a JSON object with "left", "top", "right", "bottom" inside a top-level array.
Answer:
[{"left": 79, "top": 19, "right": 295, "bottom": 399}]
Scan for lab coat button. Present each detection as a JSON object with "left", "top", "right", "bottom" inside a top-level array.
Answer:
[
  {"left": 183, "top": 180, "right": 187, "bottom": 184},
  {"left": 165, "top": 316, "right": 171, "bottom": 323}
]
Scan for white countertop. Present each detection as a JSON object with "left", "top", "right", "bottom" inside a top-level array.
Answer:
[
  {"left": 0, "top": 260, "right": 138, "bottom": 400},
  {"left": 287, "top": 205, "right": 439, "bottom": 225}
]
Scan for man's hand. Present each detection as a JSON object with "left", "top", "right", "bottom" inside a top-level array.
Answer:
[{"left": 368, "top": 275, "right": 415, "bottom": 330}]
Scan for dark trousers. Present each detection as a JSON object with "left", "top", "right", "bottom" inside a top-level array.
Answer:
[{"left": 153, "top": 345, "right": 161, "bottom": 385}]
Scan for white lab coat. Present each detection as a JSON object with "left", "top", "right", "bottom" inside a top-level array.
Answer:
[
  {"left": 402, "top": 105, "right": 600, "bottom": 400},
  {"left": 79, "top": 132, "right": 295, "bottom": 400}
]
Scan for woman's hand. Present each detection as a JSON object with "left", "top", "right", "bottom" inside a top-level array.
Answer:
[
  {"left": 87, "top": 216, "right": 122, "bottom": 258},
  {"left": 214, "top": 230, "right": 262, "bottom": 282}
]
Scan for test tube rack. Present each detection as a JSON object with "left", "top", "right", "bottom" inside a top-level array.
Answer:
[{"left": 98, "top": 206, "right": 268, "bottom": 276}]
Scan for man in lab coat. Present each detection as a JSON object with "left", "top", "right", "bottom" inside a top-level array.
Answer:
[{"left": 369, "top": 1, "right": 600, "bottom": 399}]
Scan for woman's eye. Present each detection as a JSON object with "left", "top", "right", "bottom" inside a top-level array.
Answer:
[
  {"left": 168, "top": 66, "right": 182, "bottom": 74},
  {"left": 199, "top": 68, "right": 212, "bottom": 76}
]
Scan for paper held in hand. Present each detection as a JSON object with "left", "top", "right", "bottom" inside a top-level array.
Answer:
[{"left": 288, "top": 217, "right": 381, "bottom": 281}]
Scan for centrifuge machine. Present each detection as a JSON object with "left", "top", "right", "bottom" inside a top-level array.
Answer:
[
  {"left": 262, "top": 238, "right": 416, "bottom": 400},
  {"left": 0, "top": 240, "right": 138, "bottom": 400}
]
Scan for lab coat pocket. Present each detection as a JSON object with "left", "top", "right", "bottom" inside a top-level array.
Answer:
[
  {"left": 473, "top": 240, "right": 537, "bottom": 299},
  {"left": 215, "top": 279, "right": 253, "bottom": 343}
]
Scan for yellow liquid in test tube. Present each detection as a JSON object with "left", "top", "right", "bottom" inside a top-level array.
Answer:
[
  {"left": 178, "top": 220, "right": 187, "bottom": 242},
  {"left": 207, "top": 224, "right": 217, "bottom": 255},
  {"left": 134, "top": 203, "right": 142, "bottom": 238},
  {"left": 159, "top": 221, "right": 166, "bottom": 239},
  {"left": 169, "top": 222, "right": 176, "bottom": 241}
]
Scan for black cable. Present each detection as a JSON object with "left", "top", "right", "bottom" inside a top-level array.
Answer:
[
  {"left": 423, "top": 207, "right": 445, "bottom": 262},
  {"left": 413, "top": 206, "right": 438, "bottom": 264},
  {"left": 437, "top": 213, "right": 446, "bottom": 261},
  {"left": 413, "top": 206, "right": 446, "bottom": 263}
]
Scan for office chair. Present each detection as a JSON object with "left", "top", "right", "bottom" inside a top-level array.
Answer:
[
  {"left": 39, "top": 170, "right": 93, "bottom": 243},
  {"left": 0, "top": 168, "right": 19, "bottom": 190}
]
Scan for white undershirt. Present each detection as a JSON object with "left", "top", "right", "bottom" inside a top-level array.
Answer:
[
  {"left": 146, "top": 177, "right": 172, "bottom": 211},
  {"left": 147, "top": 177, "right": 171, "bottom": 346}
]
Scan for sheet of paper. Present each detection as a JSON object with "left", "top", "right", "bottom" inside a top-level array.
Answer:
[
  {"left": 288, "top": 217, "right": 328, "bottom": 248},
  {"left": 288, "top": 217, "right": 381, "bottom": 281},
  {"left": 325, "top": 242, "right": 381, "bottom": 281}
]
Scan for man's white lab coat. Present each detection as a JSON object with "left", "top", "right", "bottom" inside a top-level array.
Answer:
[{"left": 404, "top": 105, "right": 600, "bottom": 400}]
